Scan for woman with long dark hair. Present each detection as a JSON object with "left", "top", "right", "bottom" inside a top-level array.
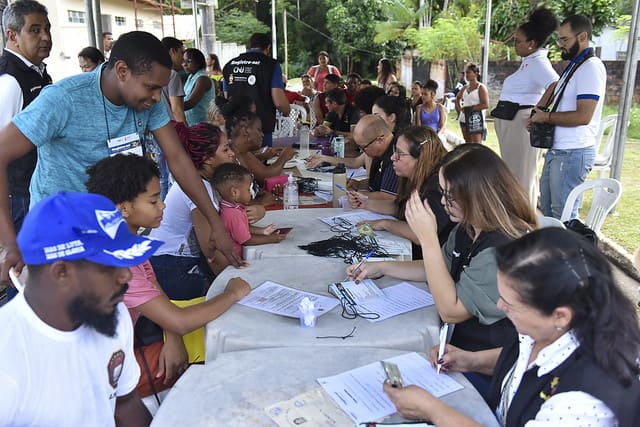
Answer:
[
  {"left": 455, "top": 63, "right": 489, "bottom": 143},
  {"left": 183, "top": 48, "right": 215, "bottom": 126},
  {"left": 384, "top": 228, "right": 640, "bottom": 426},
  {"left": 377, "top": 58, "right": 398, "bottom": 93}
]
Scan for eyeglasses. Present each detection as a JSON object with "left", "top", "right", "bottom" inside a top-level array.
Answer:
[
  {"left": 357, "top": 135, "right": 382, "bottom": 153},
  {"left": 556, "top": 32, "right": 582, "bottom": 46},
  {"left": 392, "top": 145, "right": 411, "bottom": 159},
  {"left": 438, "top": 183, "right": 456, "bottom": 207}
]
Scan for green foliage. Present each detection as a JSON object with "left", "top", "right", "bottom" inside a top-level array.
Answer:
[
  {"left": 373, "top": 0, "right": 429, "bottom": 46},
  {"left": 414, "top": 15, "right": 482, "bottom": 62},
  {"left": 216, "top": 9, "right": 269, "bottom": 44}
]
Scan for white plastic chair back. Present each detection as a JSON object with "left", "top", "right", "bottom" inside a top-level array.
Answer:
[
  {"left": 560, "top": 178, "right": 622, "bottom": 233},
  {"left": 273, "top": 107, "right": 302, "bottom": 137},
  {"left": 537, "top": 215, "right": 566, "bottom": 229},
  {"left": 592, "top": 114, "right": 618, "bottom": 177},
  {"left": 291, "top": 104, "right": 307, "bottom": 124},
  {"left": 309, "top": 106, "right": 318, "bottom": 129}
]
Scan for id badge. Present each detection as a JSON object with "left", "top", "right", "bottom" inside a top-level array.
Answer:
[{"left": 107, "top": 132, "right": 143, "bottom": 157}]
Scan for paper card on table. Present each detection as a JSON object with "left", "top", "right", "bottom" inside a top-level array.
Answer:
[
  {"left": 319, "top": 211, "right": 397, "bottom": 229},
  {"left": 375, "top": 238, "right": 411, "bottom": 255},
  {"left": 265, "top": 387, "right": 354, "bottom": 426},
  {"left": 357, "top": 282, "right": 435, "bottom": 323},
  {"left": 317, "top": 352, "right": 463, "bottom": 425},
  {"left": 238, "top": 281, "right": 339, "bottom": 318},
  {"left": 330, "top": 279, "right": 385, "bottom": 303},
  {"left": 346, "top": 167, "right": 367, "bottom": 179}
]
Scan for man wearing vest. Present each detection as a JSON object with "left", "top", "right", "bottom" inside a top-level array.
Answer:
[
  {"left": 0, "top": 0, "right": 52, "bottom": 233},
  {"left": 530, "top": 15, "right": 606, "bottom": 219},
  {"left": 222, "top": 32, "right": 290, "bottom": 147}
]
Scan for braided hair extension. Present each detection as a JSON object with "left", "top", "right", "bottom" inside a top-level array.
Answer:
[{"left": 172, "top": 121, "right": 222, "bottom": 170}]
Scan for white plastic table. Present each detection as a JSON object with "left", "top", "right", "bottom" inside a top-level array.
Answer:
[
  {"left": 204, "top": 256, "right": 439, "bottom": 362},
  {"left": 243, "top": 207, "right": 412, "bottom": 262},
  {"left": 151, "top": 347, "right": 500, "bottom": 427}
]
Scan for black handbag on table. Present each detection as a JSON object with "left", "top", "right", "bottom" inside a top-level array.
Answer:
[{"left": 530, "top": 50, "right": 595, "bottom": 149}]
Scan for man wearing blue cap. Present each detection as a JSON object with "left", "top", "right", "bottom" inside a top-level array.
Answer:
[{"left": 0, "top": 191, "right": 158, "bottom": 426}]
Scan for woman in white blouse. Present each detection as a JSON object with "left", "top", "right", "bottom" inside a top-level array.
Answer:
[
  {"left": 494, "top": 8, "right": 559, "bottom": 208},
  {"left": 384, "top": 228, "right": 640, "bottom": 426}
]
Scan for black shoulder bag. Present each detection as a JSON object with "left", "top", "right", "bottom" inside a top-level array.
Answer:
[{"left": 530, "top": 50, "right": 595, "bottom": 149}]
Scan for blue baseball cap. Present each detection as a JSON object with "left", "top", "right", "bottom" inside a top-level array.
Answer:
[{"left": 17, "top": 192, "right": 163, "bottom": 267}]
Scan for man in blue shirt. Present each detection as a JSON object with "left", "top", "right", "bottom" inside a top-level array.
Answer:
[
  {"left": 222, "top": 32, "right": 290, "bottom": 147},
  {"left": 0, "top": 31, "right": 242, "bottom": 283}
]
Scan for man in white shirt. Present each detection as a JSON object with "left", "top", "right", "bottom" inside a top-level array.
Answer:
[
  {"left": 0, "top": 0, "right": 52, "bottom": 233},
  {"left": 530, "top": 15, "right": 606, "bottom": 219},
  {"left": 0, "top": 191, "right": 162, "bottom": 426},
  {"left": 104, "top": 31, "right": 114, "bottom": 60}
]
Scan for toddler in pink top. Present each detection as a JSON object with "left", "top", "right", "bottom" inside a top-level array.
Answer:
[{"left": 212, "top": 163, "right": 286, "bottom": 265}]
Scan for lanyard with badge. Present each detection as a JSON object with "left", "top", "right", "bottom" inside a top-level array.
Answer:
[{"left": 102, "top": 95, "right": 144, "bottom": 157}]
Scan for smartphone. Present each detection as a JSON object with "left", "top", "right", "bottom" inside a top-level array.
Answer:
[
  {"left": 381, "top": 361, "right": 404, "bottom": 388},
  {"left": 276, "top": 227, "right": 293, "bottom": 235}
]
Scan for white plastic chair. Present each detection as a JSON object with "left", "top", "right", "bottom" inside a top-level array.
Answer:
[
  {"left": 537, "top": 214, "right": 566, "bottom": 229},
  {"left": 560, "top": 178, "right": 622, "bottom": 234},
  {"left": 273, "top": 106, "right": 302, "bottom": 137},
  {"left": 592, "top": 114, "right": 618, "bottom": 178}
]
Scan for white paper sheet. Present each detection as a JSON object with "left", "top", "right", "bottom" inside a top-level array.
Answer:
[
  {"left": 358, "top": 282, "right": 435, "bottom": 323},
  {"left": 238, "top": 281, "right": 339, "bottom": 318},
  {"left": 317, "top": 352, "right": 463, "bottom": 425}
]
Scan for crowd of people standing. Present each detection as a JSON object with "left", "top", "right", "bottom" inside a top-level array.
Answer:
[{"left": 0, "top": 1, "right": 635, "bottom": 426}]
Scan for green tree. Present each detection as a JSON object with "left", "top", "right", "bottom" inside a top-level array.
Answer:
[
  {"left": 216, "top": 9, "right": 269, "bottom": 44},
  {"left": 413, "top": 15, "right": 482, "bottom": 62},
  {"left": 373, "top": 0, "right": 429, "bottom": 46}
]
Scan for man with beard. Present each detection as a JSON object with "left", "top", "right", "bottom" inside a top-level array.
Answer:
[
  {"left": 530, "top": 15, "right": 605, "bottom": 219},
  {"left": 0, "top": 191, "right": 161, "bottom": 425}
]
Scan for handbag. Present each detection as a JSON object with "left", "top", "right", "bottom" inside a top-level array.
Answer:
[
  {"left": 465, "top": 108, "right": 484, "bottom": 134},
  {"left": 530, "top": 49, "right": 595, "bottom": 149},
  {"left": 530, "top": 120, "right": 555, "bottom": 149},
  {"left": 491, "top": 100, "right": 520, "bottom": 120},
  {"left": 564, "top": 218, "right": 599, "bottom": 246}
]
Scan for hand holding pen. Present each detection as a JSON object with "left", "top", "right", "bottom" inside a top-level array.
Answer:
[
  {"left": 345, "top": 250, "right": 374, "bottom": 282},
  {"left": 436, "top": 323, "right": 450, "bottom": 374}
]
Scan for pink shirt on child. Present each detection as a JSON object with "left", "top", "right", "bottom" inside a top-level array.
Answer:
[
  {"left": 124, "top": 260, "right": 163, "bottom": 325},
  {"left": 219, "top": 199, "right": 251, "bottom": 259}
]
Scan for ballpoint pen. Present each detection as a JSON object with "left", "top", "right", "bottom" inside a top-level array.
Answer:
[
  {"left": 346, "top": 249, "right": 374, "bottom": 281},
  {"left": 436, "top": 323, "right": 450, "bottom": 374}
]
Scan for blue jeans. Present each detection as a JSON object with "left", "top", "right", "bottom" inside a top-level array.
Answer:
[
  {"left": 6, "top": 194, "right": 30, "bottom": 301},
  {"left": 149, "top": 255, "right": 214, "bottom": 300},
  {"left": 540, "top": 146, "right": 596, "bottom": 219},
  {"left": 143, "top": 133, "right": 171, "bottom": 200}
]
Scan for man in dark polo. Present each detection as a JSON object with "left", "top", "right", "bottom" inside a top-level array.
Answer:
[{"left": 222, "top": 32, "right": 290, "bottom": 147}]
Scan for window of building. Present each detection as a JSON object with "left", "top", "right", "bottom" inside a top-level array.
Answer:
[
  {"left": 115, "top": 16, "right": 126, "bottom": 26},
  {"left": 67, "top": 10, "right": 86, "bottom": 24},
  {"left": 153, "top": 21, "right": 162, "bottom": 30}
]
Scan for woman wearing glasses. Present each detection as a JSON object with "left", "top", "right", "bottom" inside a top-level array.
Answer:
[
  {"left": 494, "top": 8, "right": 558, "bottom": 208},
  {"left": 348, "top": 144, "right": 537, "bottom": 389},
  {"left": 348, "top": 126, "right": 453, "bottom": 256},
  {"left": 384, "top": 228, "right": 640, "bottom": 426}
]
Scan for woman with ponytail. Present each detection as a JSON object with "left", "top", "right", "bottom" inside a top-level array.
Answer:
[{"left": 149, "top": 121, "right": 263, "bottom": 299}]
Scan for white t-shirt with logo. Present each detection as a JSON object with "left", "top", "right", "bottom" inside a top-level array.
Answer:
[
  {"left": 553, "top": 55, "right": 606, "bottom": 150},
  {"left": 0, "top": 293, "right": 139, "bottom": 426}
]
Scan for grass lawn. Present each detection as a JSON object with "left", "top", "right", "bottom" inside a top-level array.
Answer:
[{"left": 452, "top": 105, "right": 639, "bottom": 254}]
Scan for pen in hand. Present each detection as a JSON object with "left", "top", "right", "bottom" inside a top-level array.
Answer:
[
  {"left": 436, "top": 323, "right": 450, "bottom": 374},
  {"left": 346, "top": 249, "right": 374, "bottom": 282}
]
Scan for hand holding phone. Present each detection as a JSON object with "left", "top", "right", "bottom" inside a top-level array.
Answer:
[{"left": 381, "top": 361, "right": 404, "bottom": 388}]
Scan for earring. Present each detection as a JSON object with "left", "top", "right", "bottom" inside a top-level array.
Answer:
[
  {"left": 555, "top": 326, "right": 563, "bottom": 331},
  {"left": 528, "top": 46, "right": 532, "bottom": 50}
]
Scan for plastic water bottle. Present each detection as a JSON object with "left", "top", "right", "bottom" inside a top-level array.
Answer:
[
  {"left": 332, "top": 163, "right": 346, "bottom": 208},
  {"left": 283, "top": 173, "right": 299, "bottom": 210},
  {"left": 332, "top": 135, "right": 345, "bottom": 158},
  {"left": 299, "top": 125, "right": 310, "bottom": 158}
]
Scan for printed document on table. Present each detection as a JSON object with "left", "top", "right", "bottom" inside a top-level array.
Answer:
[
  {"left": 238, "top": 281, "right": 339, "bottom": 318},
  {"left": 319, "top": 211, "right": 397, "bottom": 229},
  {"left": 358, "top": 282, "right": 435, "bottom": 323},
  {"left": 265, "top": 388, "right": 354, "bottom": 426},
  {"left": 317, "top": 352, "right": 463, "bottom": 425}
]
